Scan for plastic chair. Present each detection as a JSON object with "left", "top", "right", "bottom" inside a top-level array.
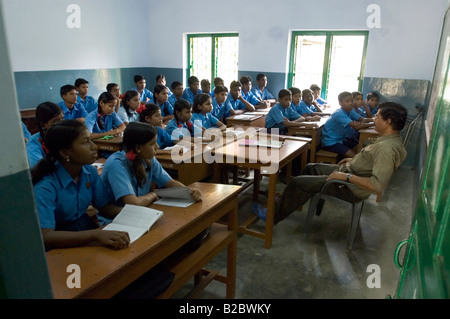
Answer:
[{"left": 305, "top": 179, "right": 368, "bottom": 251}]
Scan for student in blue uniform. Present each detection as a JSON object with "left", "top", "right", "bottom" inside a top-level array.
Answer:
[
  {"left": 359, "top": 91, "right": 379, "bottom": 118},
  {"left": 289, "top": 87, "right": 321, "bottom": 120},
  {"left": 252, "top": 73, "right": 276, "bottom": 105},
  {"left": 101, "top": 121, "right": 202, "bottom": 208},
  {"left": 182, "top": 76, "right": 203, "bottom": 104},
  {"left": 265, "top": 89, "right": 317, "bottom": 135},
  {"left": 301, "top": 89, "right": 327, "bottom": 115},
  {"left": 165, "top": 99, "right": 195, "bottom": 140},
  {"left": 225, "top": 80, "right": 256, "bottom": 114},
  {"left": 168, "top": 81, "right": 183, "bottom": 106},
  {"left": 31, "top": 119, "right": 129, "bottom": 251},
  {"left": 85, "top": 92, "right": 126, "bottom": 140},
  {"left": 240, "top": 75, "right": 269, "bottom": 109},
  {"left": 139, "top": 103, "right": 174, "bottom": 152},
  {"left": 26, "top": 102, "right": 64, "bottom": 168},
  {"left": 117, "top": 90, "right": 141, "bottom": 125},
  {"left": 212, "top": 85, "right": 235, "bottom": 122},
  {"left": 211, "top": 77, "right": 225, "bottom": 96},
  {"left": 106, "top": 83, "right": 122, "bottom": 113},
  {"left": 75, "top": 78, "right": 98, "bottom": 113},
  {"left": 310, "top": 84, "right": 330, "bottom": 110},
  {"left": 155, "top": 74, "right": 172, "bottom": 96},
  {"left": 321, "top": 91, "right": 373, "bottom": 158},
  {"left": 153, "top": 84, "right": 174, "bottom": 122},
  {"left": 191, "top": 93, "right": 226, "bottom": 135},
  {"left": 58, "top": 84, "right": 87, "bottom": 123},
  {"left": 345, "top": 91, "right": 375, "bottom": 146},
  {"left": 22, "top": 122, "right": 31, "bottom": 143},
  {"left": 201, "top": 79, "right": 212, "bottom": 97},
  {"left": 133, "top": 75, "right": 153, "bottom": 103}
]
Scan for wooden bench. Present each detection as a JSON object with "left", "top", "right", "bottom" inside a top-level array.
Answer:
[{"left": 315, "top": 149, "right": 339, "bottom": 164}]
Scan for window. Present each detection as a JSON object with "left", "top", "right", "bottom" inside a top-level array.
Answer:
[
  {"left": 187, "top": 33, "right": 239, "bottom": 89},
  {"left": 288, "top": 31, "right": 368, "bottom": 108}
]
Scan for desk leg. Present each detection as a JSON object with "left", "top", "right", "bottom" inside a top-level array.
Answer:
[
  {"left": 264, "top": 174, "right": 277, "bottom": 249},
  {"left": 226, "top": 199, "right": 238, "bottom": 299},
  {"left": 253, "top": 169, "right": 261, "bottom": 201}
]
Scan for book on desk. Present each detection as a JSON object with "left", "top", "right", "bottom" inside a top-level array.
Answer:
[
  {"left": 103, "top": 204, "right": 163, "bottom": 243},
  {"left": 232, "top": 114, "right": 262, "bottom": 121},
  {"left": 238, "top": 138, "right": 284, "bottom": 148},
  {"left": 154, "top": 186, "right": 195, "bottom": 208}
]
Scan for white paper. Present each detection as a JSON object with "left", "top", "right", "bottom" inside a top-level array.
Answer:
[
  {"left": 154, "top": 197, "right": 195, "bottom": 208},
  {"left": 103, "top": 223, "right": 147, "bottom": 244}
]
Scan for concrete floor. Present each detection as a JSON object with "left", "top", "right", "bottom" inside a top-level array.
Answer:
[{"left": 173, "top": 165, "right": 415, "bottom": 299}]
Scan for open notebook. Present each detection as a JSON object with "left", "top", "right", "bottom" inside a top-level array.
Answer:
[
  {"left": 154, "top": 186, "right": 195, "bottom": 208},
  {"left": 103, "top": 204, "right": 163, "bottom": 243}
]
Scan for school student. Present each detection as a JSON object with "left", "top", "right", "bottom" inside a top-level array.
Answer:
[
  {"left": 240, "top": 75, "right": 269, "bottom": 109},
  {"left": 100, "top": 121, "right": 202, "bottom": 209},
  {"left": 252, "top": 73, "right": 276, "bottom": 105},
  {"left": 265, "top": 89, "right": 317, "bottom": 135},
  {"left": 182, "top": 76, "right": 203, "bottom": 104},
  {"left": 117, "top": 90, "right": 141, "bottom": 125},
  {"left": 133, "top": 75, "right": 153, "bottom": 104},
  {"left": 26, "top": 102, "right": 64, "bottom": 168},
  {"left": 155, "top": 74, "right": 173, "bottom": 96},
  {"left": 191, "top": 93, "right": 226, "bottom": 135},
  {"left": 85, "top": 92, "right": 126, "bottom": 140},
  {"left": 289, "top": 87, "right": 321, "bottom": 120},
  {"left": 75, "top": 78, "right": 98, "bottom": 113},
  {"left": 153, "top": 84, "right": 174, "bottom": 122},
  {"left": 211, "top": 77, "right": 225, "bottom": 96},
  {"left": 310, "top": 84, "right": 330, "bottom": 109},
  {"left": 165, "top": 99, "right": 195, "bottom": 140},
  {"left": 225, "top": 80, "right": 256, "bottom": 114},
  {"left": 58, "top": 84, "right": 87, "bottom": 123},
  {"left": 321, "top": 91, "right": 373, "bottom": 158},
  {"left": 31, "top": 119, "right": 129, "bottom": 251},
  {"left": 168, "top": 81, "right": 183, "bottom": 106},
  {"left": 106, "top": 83, "right": 122, "bottom": 113},
  {"left": 201, "top": 79, "right": 212, "bottom": 97},
  {"left": 139, "top": 103, "right": 175, "bottom": 152},
  {"left": 212, "top": 85, "right": 235, "bottom": 122},
  {"left": 359, "top": 91, "right": 380, "bottom": 118},
  {"left": 301, "top": 89, "right": 327, "bottom": 116},
  {"left": 344, "top": 91, "right": 375, "bottom": 147}
]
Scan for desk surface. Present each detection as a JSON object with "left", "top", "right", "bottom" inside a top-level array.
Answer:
[{"left": 46, "top": 182, "right": 241, "bottom": 299}]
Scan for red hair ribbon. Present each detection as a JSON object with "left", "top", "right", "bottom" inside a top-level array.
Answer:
[
  {"left": 38, "top": 138, "right": 49, "bottom": 155},
  {"left": 187, "top": 121, "right": 193, "bottom": 132},
  {"left": 136, "top": 104, "right": 146, "bottom": 114},
  {"left": 126, "top": 149, "right": 137, "bottom": 161},
  {"left": 178, "top": 124, "right": 183, "bottom": 128}
]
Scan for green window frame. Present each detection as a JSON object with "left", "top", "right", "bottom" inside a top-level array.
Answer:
[
  {"left": 288, "top": 31, "right": 369, "bottom": 100},
  {"left": 187, "top": 33, "right": 239, "bottom": 87}
]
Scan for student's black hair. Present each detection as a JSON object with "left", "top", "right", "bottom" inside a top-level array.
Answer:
[
  {"left": 338, "top": 91, "right": 352, "bottom": 103},
  {"left": 239, "top": 76, "right": 252, "bottom": 85},
  {"left": 74, "top": 78, "right": 88, "bottom": 87},
  {"left": 188, "top": 76, "right": 199, "bottom": 85},
  {"left": 96, "top": 92, "right": 116, "bottom": 129},
  {"left": 301, "top": 88, "right": 313, "bottom": 98},
  {"left": 310, "top": 84, "right": 321, "bottom": 92},
  {"left": 213, "top": 85, "right": 228, "bottom": 94},
  {"left": 171, "top": 81, "right": 183, "bottom": 91},
  {"left": 139, "top": 103, "right": 160, "bottom": 123},
  {"left": 122, "top": 90, "right": 139, "bottom": 116},
  {"left": 377, "top": 102, "right": 408, "bottom": 131},
  {"left": 106, "top": 83, "right": 119, "bottom": 92},
  {"left": 155, "top": 74, "right": 165, "bottom": 82},
  {"left": 60, "top": 84, "right": 77, "bottom": 98},
  {"left": 367, "top": 91, "right": 379, "bottom": 100},
  {"left": 288, "top": 87, "right": 301, "bottom": 96},
  {"left": 31, "top": 120, "right": 85, "bottom": 185},
  {"left": 35, "top": 102, "right": 63, "bottom": 137},
  {"left": 192, "top": 93, "right": 212, "bottom": 113},
  {"left": 153, "top": 84, "right": 168, "bottom": 102},
  {"left": 352, "top": 91, "right": 363, "bottom": 99},
  {"left": 173, "top": 99, "right": 192, "bottom": 122},
  {"left": 278, "top": 89, "right": 292, "bottom": 100},
  {"left": 201, "top": 79, "right": 210, "bottom": 86},
  {"left": 134, "top": 75, "right": 145, "bottom": 83},
  {"left": 229, "top": 80, "right": 242, "bottom": 90},
  {"left": 256, "top": 73, "right": 266, "bottom": 81},
  {"left": 122, "top": 122, "right": 158, "bottom": 188},
  {"left": 213, "top": 77, "right": 224, "bottom": 87}
]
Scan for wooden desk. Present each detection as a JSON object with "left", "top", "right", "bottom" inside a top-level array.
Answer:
[
  {"left": 357, "top": 127, "right": 380, "bottom": 152},
  {"left": 92, "top": 135, "right": 123, "bottom": 153},
  {"left": 287, "top": 116, "right": 329, "bottom": 163},
  {"left": 212, "top": 135, "right": 309, "bottom": 249},
  {"left": 46, "top": 182, "right": 240, "bottom": 299},
  {"left": 226, "top": 110, "right": 268, "bottom": 128}
]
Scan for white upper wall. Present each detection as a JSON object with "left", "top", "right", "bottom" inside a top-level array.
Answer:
[{"left": 2, "top": 0, "right": 447, "bottom": 81}]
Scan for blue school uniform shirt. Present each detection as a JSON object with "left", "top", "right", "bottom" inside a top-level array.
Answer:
[
  {"left": 242, "top": 90, "right": 261, "bottom": 105},
  {"left": 191, "top": 112, "right": 219, "bottom": 132},
  {"left": 101, "top": 151, "right": 172, "bottom": 207},
  {"left": 212, "top": 97, "right": 233, "bottom": 121},
  {"left": 58, "top": 101, "right": 87, "bottom": 120},
  {"left": 301, "top": 101, "right": 318, "bottom": 112},
  {"left": 251, "top": 87, "right": 275, "bottom": 101},
  {"left": 345, "top": 109, "right": 363, "bottom": 139},
  {"left": 168, "top": 94, "right": 179, "bottom": 107},
  {"left": 165, "top": 118, "right": 193, "bottom": 140},
  {"left": 358, "top": 104, "right": 378, "bottom": 118},
  {"left": 265, "top": 103, "right": 301, "bottom": 130},
  {"left": 85, "top": 110, "right": 123, "bottom": 134},
  {"left": 316, "top": 97, "right": 327, "bottom": 105},
  {"left": 26, "top": 132, "right": 46, "bottom": 168},
  {"left": 321, "top": 108, "right": 354, "bottom": 147},
  {"left": 156, "top": 101, "right": 174, "bottom": 117},
  {"left": 77, "top": 95, "right": 98, "bottom": 114},
  {"left": 291, "top": 101, "right": 313, "bottom": 116},
  {"left": 116, "top": 106, "right": 140, "bottom": 124},
  {"left": 133, "top": 87, "right": 153, "bottom": 103},
  {"left": 225, "top": 93, "right": 246, "bottom": 111},
  {"left": 182, "top": 88, "right": 203, "bottom": 104},
  {"left": 156, "top": 126, "right": 174, "bottom": 149},
  {"left": 22, "top": 122, "right": 31, "bottom": 140},
  {"left": 34, "top": 162, "right": 110, "bottom": 229}
]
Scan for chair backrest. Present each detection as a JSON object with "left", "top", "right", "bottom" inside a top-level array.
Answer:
[{"left": 402, "top": 108, "right": 424, "bottom": 147}]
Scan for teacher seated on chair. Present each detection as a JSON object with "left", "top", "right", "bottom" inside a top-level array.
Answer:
[{"left": 253, "top": 102, "right": 408, "bottom": 224}]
